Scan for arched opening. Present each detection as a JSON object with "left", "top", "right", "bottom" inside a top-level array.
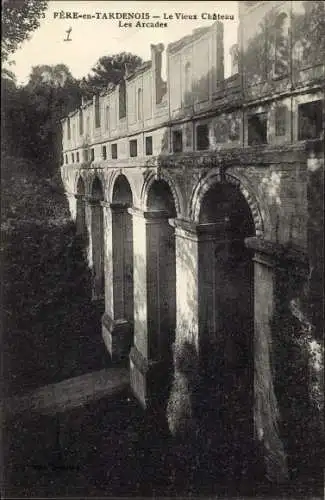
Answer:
[
  {"left": 105, "top": 105, "right": 110, "bottom": 131},
  {"left": 92, "top": 176, "right": 104, "bottom": 200},
  {"left": 79, "top": 109, "right": 83, "bottom": 136},
  {"left": 111, "top": 175, "right": 134, "bottom": 340},
  {"left": 198, "top": 180, "right": 255, "bottom": 475},
  {"left": 91, "top": 176, "right": 105, "bottom": 300},
  {"left": 76, "top": 177, "right": 87, "bottom": 240},
  {"left": 184, "top": 62, "right": 192, "bottom": 106},
  {"left": 67, "top": 117, "right": 71, "bottom": 140},
  {"left": 147, "top": 179, "right": 177, "bottom": 218},
  {"left": 94, "top": 94, "right": 101, "bottom": 128},
  {"left": 119, "top": 81, "right": 126, "bottom": 119},
  {"left": 146, "top": 179, "right": 177, "bottom": 364},
  {"left": 137, "top": 88, "right": 143, "bottom": 121},
  {"left": 273, "top": 12, "right": 289, "bottom": 76}
]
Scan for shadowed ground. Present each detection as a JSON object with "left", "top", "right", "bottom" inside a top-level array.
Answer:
[{"left": 3, "top": 375, "right": 323, "bottom": 498}]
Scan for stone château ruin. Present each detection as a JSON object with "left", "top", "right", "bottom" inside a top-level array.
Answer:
[{"left": 61, "top": 1, "right": 324, "bottom": 485}]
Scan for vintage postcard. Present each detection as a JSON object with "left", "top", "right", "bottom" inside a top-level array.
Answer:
[{"left": 2, "top": 0, "right": 324, "bottom": 498}]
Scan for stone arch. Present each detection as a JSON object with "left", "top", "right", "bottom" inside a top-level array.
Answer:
[
  {"left": 74, "top": 171, "right": 86, "bottom": 194},
  {"left": 108, "top": 169, "right": 135, "bottom": 205},
  {"left": 106, "top": 172, "right": 135, "bottom": 358},
  {"left": 91, "top": 174, "right": 104, "bottom": 200},
  {"left": 190, "top": 170, "right": 264, "bottom": 236},
  {"left": 193, "top": 169, "right": 258, "bottom": 468},
  {"left": 141, "top": 170, "right": 182, "bottom": 217},
  {"left": 144, "top": 175, "right": 177, "bottom": 365},
  {"left": 76, "top": 175, "right": 85, "bottom": 195},
  {"left": 83, "top": 175, "right": 95, "bottom": 197},
  {"left": 112, "top": 174, "right": 133, "bottom": 205}
]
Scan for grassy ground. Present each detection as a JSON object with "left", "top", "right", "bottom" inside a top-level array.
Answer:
[
  {"left": 1, "top": 156, "right": 110, "bottom": 397},
  {"left": 2, "top": 221, "right": 109, "bottom": 397}
]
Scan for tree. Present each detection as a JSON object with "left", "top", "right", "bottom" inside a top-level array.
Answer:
[
  {"left": 2, "top": 63, "right": 82, "bottom": 170},
  {"left": 23, "top": 64, "right": 82, "bottom": 167},
  {"left": 28, "top": 64, "right": 75, "bottom": 89},
  {"left": 2, "top": 0, "right": 48, "bottom": 63},
  {"left": 82, "top": 52, "right": 143, "bottom": 95},
  {"left": 2, "top": 65, "right": 16, "bottom": 83},
  {"left": 27, "top": 64, "right": 82, "bottom": 123}
]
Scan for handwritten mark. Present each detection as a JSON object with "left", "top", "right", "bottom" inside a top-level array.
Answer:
[{"left": 64, "top": 27, "right": 72, "bottom": 42}]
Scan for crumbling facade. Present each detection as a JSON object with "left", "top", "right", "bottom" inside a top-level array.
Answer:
[{"left": 61, "top": 1, "right": 324, "bottom": 484}]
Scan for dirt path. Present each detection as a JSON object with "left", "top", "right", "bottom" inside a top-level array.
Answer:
[{"left": 3, "top": 367, "right": 130, "bottom": 417}]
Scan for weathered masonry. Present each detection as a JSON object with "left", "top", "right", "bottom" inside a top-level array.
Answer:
[{"left": 61, "top": 1, "right": 324, "bottom": 485}]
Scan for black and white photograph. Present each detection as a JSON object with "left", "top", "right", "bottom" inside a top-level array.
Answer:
[{"left": 1, "top": 1, "right": 324, "bottom": 498}]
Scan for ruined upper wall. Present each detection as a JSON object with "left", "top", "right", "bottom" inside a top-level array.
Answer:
[
  {"left": 62, "top": 50, "right": 169, "bottom": 151},
  {"left": 167, "top": 22, "right": 224, "bottom": 119},
  {"left": 61, "top": 20, "right": 227, "bottom": 151},
  {"left": 240, "top": 0, "right": 325, "bottom": 99},
  {"left": 62, "top": 2, "right": 324, "bottom": 152}
]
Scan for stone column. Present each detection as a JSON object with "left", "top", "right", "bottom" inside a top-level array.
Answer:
[
  {"left": 129, "top": 208, "right": 176, "bottom": 409},
  {"left": 74, "top": 194, "right": 88, "bottom": 264},
  {"left": 84, "top": 198, "right": 93, "bottom": 269},
  {"left": 85, "top": 197, "right": 104, "bottom": 302},
  {"left": 167, "top": 218, "right": 236, "bottom": 443},
  {"left": 102, "top": 202, "right": 133, "bottom": 361},
  {"left": 173, "top": 218, "right": 232, "bottom": 363},
  {"left": 66, "top": 192, "right": 77, "bottom": 220},
  {"left": 172, "top": 220, "right": 199, "bottom": 352},
  {"left": 246, "top": 237, "right": 290, "bottom": 484},
  {"left": 75, "top": 194, "right": 86, "bottom": 236},
  {"left": 102, "top": 201, "right": 113, "bottom": 322}
]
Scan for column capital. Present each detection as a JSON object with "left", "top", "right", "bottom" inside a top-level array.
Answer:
[
  {"left": 74, "top": 193, "right": 85, "bottom": 200},
  {"left": 246, "top": 237, "right": 309, "bottom": 271},
  {"left": 100, "top": 201, "right": 111, "bottom": 208},
  {"left": 128, "top": 207, "right": 170, "bottom": 221},
  {"left": 85, "top": 195, "right": 103, "bottom": 206},
  {"left": 98, "top": 201, "right": 130, "bottom": 210},
  {"left": 172, "top": 218, "right": 230, "bottom": 241},
  {"left": 110, "top": 202, "right": 131, "bottom": 212}
]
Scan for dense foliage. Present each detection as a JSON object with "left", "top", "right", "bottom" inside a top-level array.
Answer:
[
  {"left": 1, "top": 6, "right": 143, "bottom": 396},
  {"left": 2, "top": 52, "right": 142, "bottom": 171},
  {"left": 2, "top": 65, "right": 82, "bottom": 171},
  {"left": 81, "top": 53, "right": 144, "bottom": 96},
  {"left": 2, "top": 59, "right": 143, "bottom": 172},
  {"left": 1, "top": 1, "right": 143, "bottom": 170},
  {"left": 1, "top": 155, "right": 109, "bottom": 397},
  {"left": 2, "top": 0, "right": 48, "bottom": 62}
]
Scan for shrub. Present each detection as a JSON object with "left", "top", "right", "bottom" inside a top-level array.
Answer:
[{"left": 166, "top": 341, "right": 200, "bottom": 439}]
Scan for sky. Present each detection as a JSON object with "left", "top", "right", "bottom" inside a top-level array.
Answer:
[{"left": 10, "top": 1, "right": 239, "bottom": 85}]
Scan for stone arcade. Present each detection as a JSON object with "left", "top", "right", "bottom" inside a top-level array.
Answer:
[{"left": 61, "top": 1, "right": 324, "bottom": 484}]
